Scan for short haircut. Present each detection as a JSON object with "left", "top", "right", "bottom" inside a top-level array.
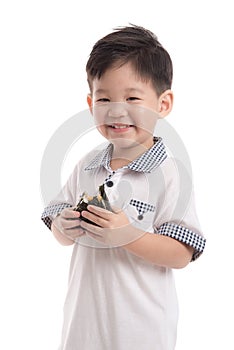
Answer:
[{"left": 86, "top": 24, "right": 173, "bottom": 96}]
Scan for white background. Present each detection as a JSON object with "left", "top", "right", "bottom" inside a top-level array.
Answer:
[{"left": 0, "top": 0, "right": 233, "bottom": 349}]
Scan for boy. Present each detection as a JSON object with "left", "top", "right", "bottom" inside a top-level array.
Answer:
[{"left": 41, "top": 25, "right": 206, "bottom": 350}]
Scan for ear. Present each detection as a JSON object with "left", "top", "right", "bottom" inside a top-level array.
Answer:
[
  {"left": 158, "top": 90, "right": 173, "bottom": 118},
  {"left": 87, "top": 94, "right": 93, "bottom": 114}
]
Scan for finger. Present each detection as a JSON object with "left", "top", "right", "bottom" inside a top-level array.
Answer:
[
  {"left": 88, "top": 204, "right": 122, "bottom": 215},
  {"left": 86, "top": 230, "right": 106, "bottom": 243},
  {"left": 80, "top": 220, "right": 103, "bottom": 236},
  {"left": 87, "top": 205, "right": 114, "bottom": 219},
  {"left": 81, "top": 210, "right": 108, "bottom": 227},
  {"left": 65, "top": 227, "right": 85, "bottom": 239},
  {"left": 60, "top": 216, "right": 81, "bottom": 230},
  {"left": 66, "top": 225, "right": 81, "bottom": 231},
  {"left": 53, "top": 217, "right": 83, "bottom": 240},
  {"left": 62, "top": 208, "right": 80, "bottom": 220}
]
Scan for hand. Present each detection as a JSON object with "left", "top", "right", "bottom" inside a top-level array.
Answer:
[
  {"left": 53, "top": 207, "right": 85, "bottom": 241},
  {"left": 80, "top": 205, "right": 145, "bottom": 247}
]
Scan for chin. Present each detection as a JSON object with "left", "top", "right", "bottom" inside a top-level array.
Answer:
[{"left": 111, "top": 138, "right": 139, "bottom": 149}]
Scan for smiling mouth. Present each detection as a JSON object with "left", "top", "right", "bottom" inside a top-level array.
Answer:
[{"left": 108, "top": 124, "right": 134, "bottom": 129}]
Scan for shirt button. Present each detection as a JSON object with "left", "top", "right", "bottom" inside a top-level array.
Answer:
[
  {"left": 106, "top": 180, "right": 114, "bottom": 187},
  {"left": 138, "top": 214, "right": 144, "bottom": 220}
]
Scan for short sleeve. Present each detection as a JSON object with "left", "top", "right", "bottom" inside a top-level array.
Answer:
[
  {"left": 40, "top": 148, "right": 102, "bottom": 230},
  {"left": 41, "top": 163, "right": 79, "bottom": 230},
  {"left": 153, "top": 158, "right": 206, "bottom": 261}
]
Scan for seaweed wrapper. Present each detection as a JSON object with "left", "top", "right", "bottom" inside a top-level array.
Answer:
[{"left": 73, "top": 184, "right": 112, "bottom": 226}]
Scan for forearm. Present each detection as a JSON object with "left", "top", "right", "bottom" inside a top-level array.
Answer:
[
  {"left": 51, "top": 221, "right": 74, "bottom": 246},
  {"left": 79, "top": 205, "right": 194, "bottom": 267},
  {"left": 124, "top": 231, "right": 194, "bottom": 269}
]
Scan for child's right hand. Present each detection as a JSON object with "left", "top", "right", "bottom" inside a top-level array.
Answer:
[{"left": 52, "top": 208, "right": 85, "bottom": 241}]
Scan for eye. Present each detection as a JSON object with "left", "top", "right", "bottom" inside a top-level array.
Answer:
[
  {"left": 96, "top": 98, "right": 110, "bottom": 103},
  {"left": 127, "top": 97, "right": 141, "bottom": 101}
]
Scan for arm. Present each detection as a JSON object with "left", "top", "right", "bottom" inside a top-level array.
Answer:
[
  {"left": 80, "top": 205, "right": 194, "bottom": 269},
  {"left": 123, "top": 232, "right": 194, "bottom": 269}
]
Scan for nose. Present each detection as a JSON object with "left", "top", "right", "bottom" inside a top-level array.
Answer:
[{"left": 107, "top": 102, "right": 128, "bottom": 118}]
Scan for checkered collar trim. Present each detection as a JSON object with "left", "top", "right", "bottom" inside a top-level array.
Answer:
[{"left": 85, "top": 137, "right": 167, "bottom": 173}]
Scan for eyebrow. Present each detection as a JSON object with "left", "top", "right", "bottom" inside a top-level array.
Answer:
[{"left": 95, "top": 88, "right": 145, "bottom": 94}]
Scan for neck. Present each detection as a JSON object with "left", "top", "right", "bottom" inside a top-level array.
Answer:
[{"left": 110, "top": 139, "right": 154, "bottom": 170}]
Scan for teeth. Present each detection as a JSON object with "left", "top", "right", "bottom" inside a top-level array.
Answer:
[{"left": 110, "top": 124, "right": 132, "bottom": 129}]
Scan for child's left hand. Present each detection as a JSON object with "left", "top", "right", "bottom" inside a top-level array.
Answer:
[{"left": 80, "top": 205, "right": 144, "bottom": 247}]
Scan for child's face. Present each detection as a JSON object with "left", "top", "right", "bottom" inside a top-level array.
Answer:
[{"left": 87, "top": 62, "right": 172, "bottom": 151}]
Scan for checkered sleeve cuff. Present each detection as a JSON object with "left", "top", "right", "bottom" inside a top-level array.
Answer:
[
  {"left": 157, "top": 222, "right": 206, "bottom": 261},
  {"left": 41, "top": 203, "right": 73, "bottom": 230}
]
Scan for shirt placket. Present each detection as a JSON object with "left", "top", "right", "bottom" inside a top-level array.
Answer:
[{"left": 104, "top": 170, "right": 128, "bottom": 209}]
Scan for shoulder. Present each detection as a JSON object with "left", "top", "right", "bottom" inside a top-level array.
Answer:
[
  {"left": 161, "top": 151, "right": 193, "bottom": 187},
  {"left": 150, "top": 156, "right": 180, "bottom": 188}
]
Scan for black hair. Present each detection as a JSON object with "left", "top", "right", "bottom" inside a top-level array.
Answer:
[{"left": 86, "top": 24, "right": 173, "bottom": 96}]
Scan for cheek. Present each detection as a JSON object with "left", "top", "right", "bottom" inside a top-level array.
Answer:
[
  {"left": 93, "top": 105, "right": 108, "bottom": 127},
  {"left": 131, "top": 109, "right": 158, "bottom": 133},
  {"left": 96, "top": 124, "right": 108, "bottom": 137},
  {"left": 94, "top": 114, "right": 105, "bottom": 128}
]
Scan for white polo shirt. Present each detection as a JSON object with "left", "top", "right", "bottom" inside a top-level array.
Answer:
[{"left": 41, "top": 137, "right": 206, "bottom": 350}]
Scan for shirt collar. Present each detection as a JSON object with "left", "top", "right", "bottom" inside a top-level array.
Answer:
[{"left": 85, "top": 137, "right": 167, "bottom": 173}]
